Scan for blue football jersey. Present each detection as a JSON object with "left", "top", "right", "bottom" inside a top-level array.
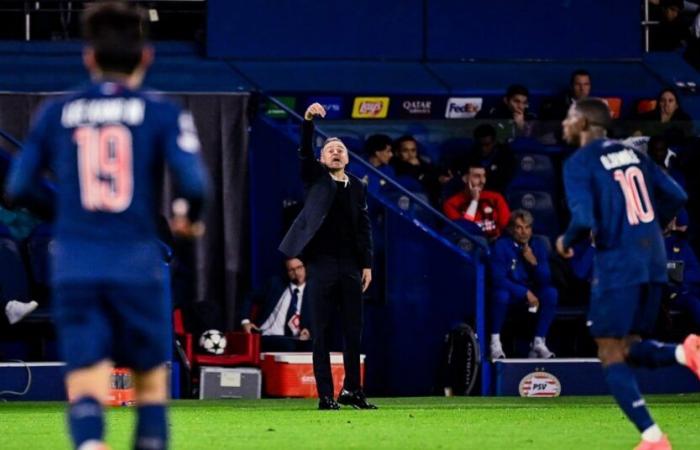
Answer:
[
  {"left": 6, "top": 82, "right": 209, "bottom": 283},
  {"left": 562, "top": 138, "right": 686, "bottom": 292}
]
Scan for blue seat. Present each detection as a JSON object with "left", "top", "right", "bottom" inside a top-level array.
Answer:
[
  {"left": 509, "top": 153, "right": 556, "bottom": 191},
  {"left": 507, "top": 190, "right": 559, "bottom": 241}
]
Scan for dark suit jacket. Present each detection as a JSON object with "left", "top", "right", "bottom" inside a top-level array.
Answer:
[
  {"left": 240, "top": 276, "right": 312, "bottom": 332},
  {"left": 279, "top": 120, "right": 372, "bottom": 268}
]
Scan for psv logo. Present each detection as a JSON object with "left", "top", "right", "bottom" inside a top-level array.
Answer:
[{"left": 518, "top": 371, "right": 562, "bottom": 397}]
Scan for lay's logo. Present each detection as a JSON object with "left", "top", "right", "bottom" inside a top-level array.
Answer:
[{"left": 352, "top": 97, "right": 390, "bottom": 119}]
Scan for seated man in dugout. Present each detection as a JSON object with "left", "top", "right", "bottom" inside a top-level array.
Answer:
[{"left": 489, "top": 209, "right": 558, "bottom": 360}]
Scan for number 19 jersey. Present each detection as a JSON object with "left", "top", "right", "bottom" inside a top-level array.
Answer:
[
  {"left": 6, "top": 82, "right": 209, "bottom": 284},
  {"left": 562, "top": 138, "right": 686, "bottom": 292}
]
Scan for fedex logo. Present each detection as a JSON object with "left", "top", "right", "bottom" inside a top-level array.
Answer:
[
  {"left": 352, "top": 97, "right": 390, "bottom": 119},
  {"left": 445, "top": 97, "right": 483, "bottom": 119}
]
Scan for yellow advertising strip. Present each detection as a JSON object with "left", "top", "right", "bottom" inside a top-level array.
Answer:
[{"left": 352, "top": 97, "right": 390, "bottom": 119}]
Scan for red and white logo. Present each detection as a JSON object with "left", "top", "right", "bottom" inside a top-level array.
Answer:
[{"left": 518, "top": 371, "right": 561, "bottom": 397}]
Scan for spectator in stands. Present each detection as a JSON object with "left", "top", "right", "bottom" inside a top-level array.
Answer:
[
  {"left": 443, "top": 163, "right": 510, "bottom": 241},
  {"left": 650, "top": 0, "right": 692, "bottom": 51},
  {"left": 240, "top": 257, "right": 312, "bottom": 351},
  {"left": 391, "top": 135, "right": 443, "bottom": 205},
  {"left": 665, "top": 214, "right": 700, "bottom": 330},
  {"left": 464, "top": 124, "right": 516, "bottom": 194},
  {"left": 633, "top": 88, "right": 693, "bottom": 139},
  {"left": 365, "top": 134, "right": 394, "bottom": 172},
  {"left": 489, "top": 209, "right": 558, "bottom": 359},
  {"left": 648, "top": 135, "right": 687, "bottom": 188},
  {"left": 476, "top": 84, "right": 537, "bottom": 137},
  {"left": 540, "top": 69, "right": 592, "bottom": 122}
]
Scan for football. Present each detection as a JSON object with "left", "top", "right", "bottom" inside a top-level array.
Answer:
[{"left": 198, "top": 329, "right": 227, "bottom": 355}]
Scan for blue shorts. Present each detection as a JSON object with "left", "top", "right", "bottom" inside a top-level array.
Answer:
[
  {"left": 588, "top": 283, "right": 663, "bottom": 338},
  {"left": 53, "top": 281, "right": 169, "bottom": 372}
]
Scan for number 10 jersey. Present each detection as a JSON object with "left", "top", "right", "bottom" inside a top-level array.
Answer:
[{"left": 561, "top": 138, "right": 686, "bottom": 293}]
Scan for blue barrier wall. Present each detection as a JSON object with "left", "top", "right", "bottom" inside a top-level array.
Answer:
[
  {"left": 426, "top": 0, "right": 641, "bottom": 60},
  {"left": 208, "top": 0, "right": 423, "bottom": 59},
  {"left": 208, "top": 0, "right": 641, "bottom": 60}
]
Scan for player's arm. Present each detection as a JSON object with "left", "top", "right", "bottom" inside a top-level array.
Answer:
[
  {"left": 4, "top": 104, "right": 53, "bottom": 206},
  {"left": 163, "top": 108, "right": 210, "bottom": 237},
  {"left": 299, "top": 103, "right": 326, "bottom": 185},
  {"left": 561, "top": 159, "right": 594, "bottom": 251},
  {"left": 356, "top": 180, "right": 373, "bottom": 291},
  {"left": 648, "top": 159, "right": 687, "bottom": 229}
]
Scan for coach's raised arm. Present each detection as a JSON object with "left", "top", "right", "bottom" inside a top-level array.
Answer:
[{"left": 298, "top": 102, "right": 327, "bottom": 185}]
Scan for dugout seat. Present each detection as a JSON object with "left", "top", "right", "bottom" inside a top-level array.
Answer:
[
  {"left": 507, "top": 190, "right": 559, "bottom": 241},
  {"left": 172, "top": 308, "right": 261, "bottom": 368},
  {"left": 508, "top": 153, "right": 556, "bottom": 191}
]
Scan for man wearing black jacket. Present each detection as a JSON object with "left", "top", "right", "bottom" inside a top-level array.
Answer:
[{"left": 279, "top": 102, "right": 376, "bottom": 410}]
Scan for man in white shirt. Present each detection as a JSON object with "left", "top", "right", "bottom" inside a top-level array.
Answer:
[{"left": 240, "top": 258, "right": 311, "bottom": 351}]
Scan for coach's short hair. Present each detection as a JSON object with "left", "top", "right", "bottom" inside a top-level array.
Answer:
[
  {"left": 507, "top": 209, "right": 534, "bottom": 230},
  {"left": 321, "top": 137, "right": 347, "bottom": 151},
  {"left": 574, "top": 98, "right": 612, "bottom": 130},
  {"left": 82, "top": 1, "right": 148, "bottom": 75}
]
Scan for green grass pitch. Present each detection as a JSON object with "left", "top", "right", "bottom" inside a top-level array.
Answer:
[{"left": 1, "top": 395, "right": 699, "bottom": 449}]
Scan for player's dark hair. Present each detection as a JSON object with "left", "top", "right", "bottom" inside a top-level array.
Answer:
[
  {"left": 662, "top": 0, "right": 684, "bottom": 10},
  {"left": 656, "top": 88, "right": 681, "bottom": 108},
  {"left": 473, "top": 124, "right": 497, "bottom": 140},
  {"left": 82, "top": 1, "right": 148, "bottom": 75},
  {"left": 505, "top": 84, "right": 529, "bottom": 99},
  {"left": 570, "top": 69, "right": 591, "bottom": 85},
  {"left": 363, "top": 134, "right": 393, "bottom": 157},
  {"left": 574, "top": 98, "right": 612, "bottom": 130},
  {"left": 393, "top": 135, "right": 419, "bottom": 155}
]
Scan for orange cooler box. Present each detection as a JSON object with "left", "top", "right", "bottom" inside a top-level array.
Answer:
[{"left": 261, "top": 352, "right": 365, "bottom": 398}]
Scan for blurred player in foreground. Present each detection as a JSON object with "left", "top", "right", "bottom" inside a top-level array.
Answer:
[
  {"left": 5, "top": 2, "right": 209, "bottom": 449},
  {"left": 556, "top": 98, "right": 699, "bottom": 450}
]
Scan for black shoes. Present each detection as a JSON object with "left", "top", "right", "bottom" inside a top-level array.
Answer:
[
  {"left": 318, "top": 396, "right": 340, "bottom": 410},
  {"left": 337, "top": 389, "right": 378, "bottom": 409}
]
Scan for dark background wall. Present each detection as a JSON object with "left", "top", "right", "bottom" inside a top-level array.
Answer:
[{"left": 207, "top": 0, "right": 641, "bottom": 60}]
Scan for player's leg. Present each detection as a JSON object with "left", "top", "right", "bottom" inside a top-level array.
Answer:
[
  {"left": 529, "top": 285, "right": 558, "bottom": 358},
  {"left": 109, "top": 281, "right": 170, "bottom": 449},
  {"left": 53, "top": 283, "right": 112, "bottom": 450},
  {"left": 590, "top": 286, "right": 668, "bottom": 448},
  {"left": 597, "top": 337, "right": 667, "bottom": 447},
  {"left": 625, "top": 283, "right": 699, "bottom": 377},
  {"left": 489, "top": 288, "right": 513, "bottom": 359},
  {"left": 132, "top": 366, "right": 169, "bottom": 450}
]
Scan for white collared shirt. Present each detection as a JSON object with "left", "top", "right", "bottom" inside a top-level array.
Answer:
[
  {"left": 329, "top": 172, "right": 350, "bottom": 188},
  {"left": 259, "top": 282, "right": 306, "bottom": 336}
]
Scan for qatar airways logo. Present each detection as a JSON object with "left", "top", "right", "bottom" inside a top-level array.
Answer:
[
  {"left": 402, "top": 99, "right": 432, "bottom": 115},
  {"left": 444, "top": 97, "right": 482, "bottom": 119}
]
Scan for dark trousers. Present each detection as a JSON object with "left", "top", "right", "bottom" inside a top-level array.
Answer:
[{"left": 306, "top": 256, "right": 363, "bottom": 398}]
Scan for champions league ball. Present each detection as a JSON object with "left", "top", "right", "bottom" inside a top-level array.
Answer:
[{"left": 199, "top": 329, "right": 227, "bottom": 355}]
